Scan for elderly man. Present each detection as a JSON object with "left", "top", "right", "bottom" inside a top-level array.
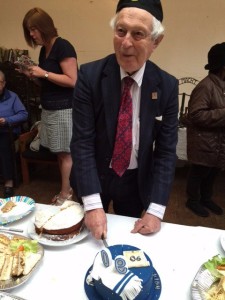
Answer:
[{"left": 70, "top": 0, "right": 178, "bottom": 240}]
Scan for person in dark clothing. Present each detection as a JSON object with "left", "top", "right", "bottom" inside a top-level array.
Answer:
[
  {"left": 19, "top": 8, "right": 78, "bottom": 205},
  {"left": 70, "top": 0, "right": 178, "bottom": 240},
  {"left": 186, "top": 42, "right": 225, "bottom": 217}
]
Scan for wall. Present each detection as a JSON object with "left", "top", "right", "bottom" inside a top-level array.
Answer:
[{"left": 0, "top": 0, "right": 225, "bottom": 82}]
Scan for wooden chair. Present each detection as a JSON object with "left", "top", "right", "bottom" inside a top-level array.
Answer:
[{"left": 19, "top": 129, "right": 58, "bottom": 184}]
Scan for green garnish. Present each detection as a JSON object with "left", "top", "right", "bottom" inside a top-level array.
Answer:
[
  {"left": 204, "top": 254, "right": 225, "bottom": 278},
  {"left": 10, "top": 239, "right": 38, "bottom": 253}
]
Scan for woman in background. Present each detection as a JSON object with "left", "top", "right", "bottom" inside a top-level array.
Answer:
[
  {"left": 0, "top": 70, "right": 28, "bottom": 198},
  {"left": 20, "top": 7, "right": 78, "bottom": 205}
]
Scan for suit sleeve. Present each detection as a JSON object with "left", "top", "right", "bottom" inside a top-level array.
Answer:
[
  {"left": 70, "top": 65, "right": 102, "bottom": 197},
  {"left": 147, "top": 77, "right": 178, "bottom": 207}
]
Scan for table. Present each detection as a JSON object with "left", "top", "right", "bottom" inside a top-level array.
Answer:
[{"left": 3, "top": 204, "right": 225, "bottom": 300}]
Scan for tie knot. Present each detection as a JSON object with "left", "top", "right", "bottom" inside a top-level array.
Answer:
[{"left": 123, "top": 76, "right": 134, "bottom": 89}]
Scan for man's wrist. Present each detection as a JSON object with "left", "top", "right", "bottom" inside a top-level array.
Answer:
[
  {"left": 82, "top": 193, "right": 103, "bottom": 212},
  {"left": 84, "top": 202, "right": 103, "bottom": 212},
  {"left": 146, "top": 203, "right": 166, "bottom": 219}
]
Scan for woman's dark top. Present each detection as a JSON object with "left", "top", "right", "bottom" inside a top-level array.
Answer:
[{"left": 39, "top": 37, "right": 77, "bottom": 110}]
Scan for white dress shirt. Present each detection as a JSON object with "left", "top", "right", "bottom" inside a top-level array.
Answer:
[{"left": 82, "top": 64, "right": 166, "bottom": 219}]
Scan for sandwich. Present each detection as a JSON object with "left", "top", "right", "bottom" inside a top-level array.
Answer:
[{"left": 0, "top": 234, "right": 41, "bottom": 280}]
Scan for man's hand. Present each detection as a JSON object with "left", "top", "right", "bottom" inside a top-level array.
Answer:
[
  {"left": 84, "top": 208, "right": 107, "bottom": 240},
  {"left": 131, "top": 212, "right": 161, "bottom": 235}
]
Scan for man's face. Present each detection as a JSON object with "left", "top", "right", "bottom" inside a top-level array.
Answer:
[{"left": 113, "top": 8, "right": 160, "bottom": 74}]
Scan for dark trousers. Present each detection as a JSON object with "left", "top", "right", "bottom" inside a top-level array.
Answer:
[
  {"left": 0, "top": 133, "right": 14, "bottom": 180},
  {"left": 186, "top": 164, "right": 219, "bottom": 203},
  {"left": 100, "top": 169, "right": 144, "bottom": 218}
]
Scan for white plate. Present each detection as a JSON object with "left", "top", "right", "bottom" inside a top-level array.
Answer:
[
  {"left": 27, "top": 220, "right": 89, "bottom": 247},
  {"left": 220, "top": 234, "right": 225, "bottom": 252},
  {"left": 191, "top": 264, "right": 219, "bottom": 300},
  {"left": 0, "top": 233, "right": 44, "bottom": 291},
  {"left": 0, "top": 196, "right": 35, "bottom": 225}
]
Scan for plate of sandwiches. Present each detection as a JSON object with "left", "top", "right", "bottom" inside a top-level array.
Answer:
[
  {"left": 0, "top": 233, "right": 44, "bottom": 290},
  {"left": 0, "top": 197, "right": 35, "bottom": 225},
  {"left": 191, "top": 254, "right": 225, "bottom": 299},
  {"left": 27, "top": 200, "right": 89, "bottom": 247}
]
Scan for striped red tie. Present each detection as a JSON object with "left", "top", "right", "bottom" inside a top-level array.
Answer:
[{"left": 111, "top": 76, "right": 134, "bottom": 177}]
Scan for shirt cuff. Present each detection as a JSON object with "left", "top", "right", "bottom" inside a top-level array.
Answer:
[
  {"left": 82, "top": 193, "right": 103, "bottom": 212},
  {"left": 146, "top": 203, "right": 166, "bottom": 219}
]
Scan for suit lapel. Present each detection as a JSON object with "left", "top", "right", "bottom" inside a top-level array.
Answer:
[
  {"left": 139, "top": 62, "right": 162, "bottom": 154},
  {"left": 102, "top": 57, "right": 121, "bottom": 148}
]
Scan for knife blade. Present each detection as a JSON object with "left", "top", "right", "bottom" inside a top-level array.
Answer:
[
  {"left": 0, "top": 227, "right": 23, "bottom": 233},
  {"left": 101, "top": 234, "right": 109, "bottom": 248}
]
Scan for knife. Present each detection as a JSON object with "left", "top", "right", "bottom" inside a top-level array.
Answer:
[
  {"left": 101, "top": 233, "right": 109, "bottom": 248},
  {"left": 0, "top": 227, "right": 23, "bottom": 233}
]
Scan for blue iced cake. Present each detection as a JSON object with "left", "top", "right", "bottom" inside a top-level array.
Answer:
[{"left": 86, "top": 244, "right": 157, "bottom": 300}]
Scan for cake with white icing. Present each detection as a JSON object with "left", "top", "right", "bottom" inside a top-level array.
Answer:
[
  {"left": 86, "top": 244, "right": 159, "bottom": 300},
  {"left": 34, "top": 201, "right": 84, "bottom": 238}
]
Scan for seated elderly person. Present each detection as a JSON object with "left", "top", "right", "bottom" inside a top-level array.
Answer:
[{"left": 0, "top": 70, "right": 28, "bottom": 198}]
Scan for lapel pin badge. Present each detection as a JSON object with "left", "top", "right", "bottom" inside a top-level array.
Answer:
[{"left": 151, "top": 92, "right": 158, "bottom": 100}]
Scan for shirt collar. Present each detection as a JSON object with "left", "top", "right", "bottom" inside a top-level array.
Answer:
[{"left": 120, "top": 63, "right": 146, "bottom": 88}]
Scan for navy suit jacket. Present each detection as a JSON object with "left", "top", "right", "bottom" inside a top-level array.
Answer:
[{"left": 70, "top": 54, "right": 178, "bottom": 209}]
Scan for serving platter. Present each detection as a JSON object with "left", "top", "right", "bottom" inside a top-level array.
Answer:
[
  {"left": 0, "top": 197, "right": 35, "bottom": 225},
  {"left": 191, "top": 264, "right": 217, "bottom": 300},
  {"left": 0, "top": 233, "right": 44, "bottom": 291},
  {"left": 27, "top": 221, "right": 89, "bottom": 247}
]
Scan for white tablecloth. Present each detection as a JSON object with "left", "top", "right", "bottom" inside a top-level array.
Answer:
[{"left": 2, "top": 204, "right": 225, "bottom": 300}]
